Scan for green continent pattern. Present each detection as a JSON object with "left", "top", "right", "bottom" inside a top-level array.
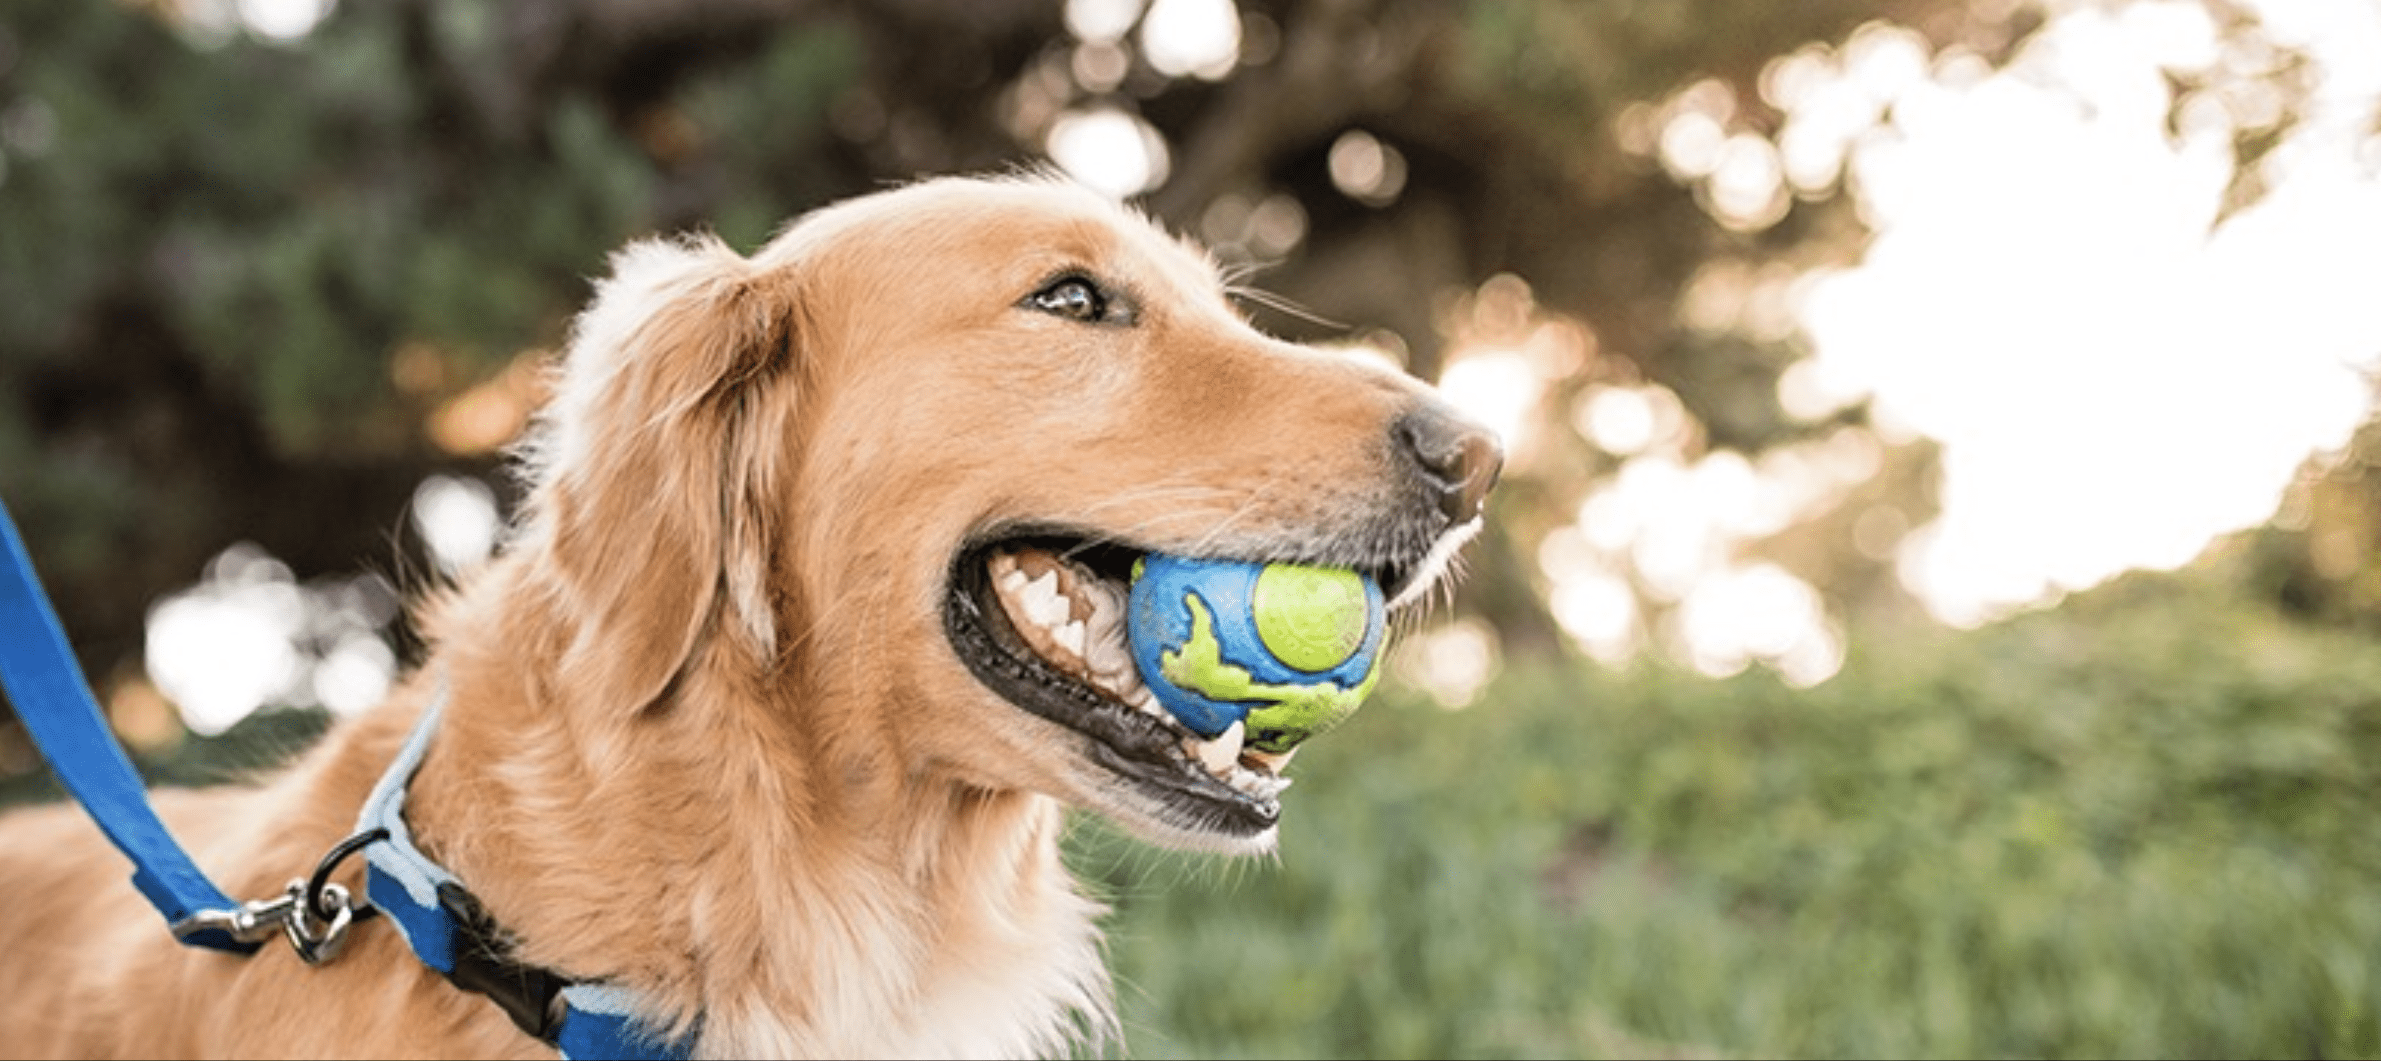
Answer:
[{"left": 1159, "top": 593, "right": 1381, "bottom": 753}]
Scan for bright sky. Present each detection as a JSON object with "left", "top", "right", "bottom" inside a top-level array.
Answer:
[
  {"left": 1798, "top": 0, "right": 2381, "bottom": 625},
  {"left": 1456, "top": 0, "right": 2381, "bottom": 693}
]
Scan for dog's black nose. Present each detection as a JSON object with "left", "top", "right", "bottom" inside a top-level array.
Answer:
[{"left": 1395, "top": 401, "right": 1504, "bottom": 523}]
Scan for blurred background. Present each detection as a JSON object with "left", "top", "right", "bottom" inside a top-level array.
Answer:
[{"left": 3, "top": 0, "right": 2379, "bottom": 1055}]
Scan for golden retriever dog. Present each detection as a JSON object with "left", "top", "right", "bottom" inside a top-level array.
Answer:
[{"left": 0, "top": 174, "right": 1500, "bottom": 1059}]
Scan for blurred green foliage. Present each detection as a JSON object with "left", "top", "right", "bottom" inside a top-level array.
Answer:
[
  {"left": 1079, "top": 570, "right": 2381, "bottom": 1058},
  {"left": 0, "top": 0, "right": 868, "bottom": 672},
  {"left": 6, "top": 4, "right": 639, "bottom": 453}
]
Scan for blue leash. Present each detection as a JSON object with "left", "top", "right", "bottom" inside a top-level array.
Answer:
[
  {"left": 0, "top": 498, "right": 691, "bottom": 1057},
  {"left": 0, "top": 498, "right": 255, "bottom": 953}
]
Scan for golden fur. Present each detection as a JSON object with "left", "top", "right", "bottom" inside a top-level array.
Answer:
[{"left": 0, "top": 176, "right": 1496, "bottom": 1059}]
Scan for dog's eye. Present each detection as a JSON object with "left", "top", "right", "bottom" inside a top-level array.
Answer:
[{"left": 1027, "top": 276, "right": 1114, "bottom": 324}]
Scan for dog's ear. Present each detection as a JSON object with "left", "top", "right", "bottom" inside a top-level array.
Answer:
[{"left": 523, "top": 235, "right": 795, "bottom": 714}]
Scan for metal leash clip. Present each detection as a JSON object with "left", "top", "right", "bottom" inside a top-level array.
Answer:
[
  {"left": 278, "top": 877, "right": 358, "bottom": 965},
  {"left": 170, "top": 878, "right": 357, "bottom": 966},
  {"left": 165, "top": 827, "right": 383, "bottom": 966}
]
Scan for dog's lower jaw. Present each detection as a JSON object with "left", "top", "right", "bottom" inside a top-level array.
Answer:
[
  {"left": 1090, "top": 790, "right": 1284, "bottom": 857},
  {"left": 1062, "top": 747, "right": 1284, "bottom": 857}
]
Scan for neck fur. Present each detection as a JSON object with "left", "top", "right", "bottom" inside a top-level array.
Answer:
[{"left": 364, "top": 556, "right": 1115, "bottom": 1059}]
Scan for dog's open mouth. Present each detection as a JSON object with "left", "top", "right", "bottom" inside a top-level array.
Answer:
[
  {"left": 946, "top": 533, "right": 1282, "bottom": 836},
  {"left": 945, "top": 529, "right": 1429, "bottom": 839}
]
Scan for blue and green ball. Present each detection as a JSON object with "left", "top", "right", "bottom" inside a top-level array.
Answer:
[{"left": 1125, "top": 553, "right": 1388, "bottom": 754}]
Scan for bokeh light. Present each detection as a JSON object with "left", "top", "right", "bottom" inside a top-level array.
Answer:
[
  {"left": 144, "top": 546, "right": 306, "bottom": 735},
  {"left": 1436, "top": 351, "right": 1541, "bottom": 456},
  {"left": 1797, "top": 0, "right": 2381, "bottom": 625},
  {"left": 1046, "top": 107, "right": 1171, "bottom": 199},
  {"left": 1394, "top": 617, "right": 1500, "bottom": 710},
  {"left": 233, "top": 0, "right": 332, "bottom": 41},
  {"left": 1140, "top": 0, "right": 1241, "bottom": 81},
  {"left": 1064, "top": 0, "right": 1145, "bottom": 44},
  {"left": 412, "top": 474, "right": 501, "bottom": 576},
  {"left": 428, "top": 350, "right": 551, "bottom": 456},
  {"left": 143, "top": 543, "right": 399, "bottom": 734},
  {"left": 1328, "top": 129, "right": 1408, "bottom": 207}
]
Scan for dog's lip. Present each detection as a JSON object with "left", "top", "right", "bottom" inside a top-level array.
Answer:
[{"left": 943, "top": 529, "right": 1285, "bottom": 837}]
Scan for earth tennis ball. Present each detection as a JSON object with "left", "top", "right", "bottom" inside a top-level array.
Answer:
[{"left": 1126, "top": 553, "right": 1388, "bottom": 754}]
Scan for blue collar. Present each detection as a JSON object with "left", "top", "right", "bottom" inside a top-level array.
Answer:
[
  {"left": 0, "top": 498, "right": 692, "bottom": 1060},
  {"left": 357, "top": 687, "right": 696, "bottom": 1060}
]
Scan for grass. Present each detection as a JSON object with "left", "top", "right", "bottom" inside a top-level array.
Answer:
[{"left": 1074, "top": 575, "right": 2381, "bottom": 1058}]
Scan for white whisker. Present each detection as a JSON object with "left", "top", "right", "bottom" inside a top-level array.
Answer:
[{"left": 1385, "top": 517, "right": 1484, "bottom": 612}]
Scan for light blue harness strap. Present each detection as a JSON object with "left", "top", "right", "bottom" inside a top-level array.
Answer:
[
  {"left": 0, "top": 499, "right": 256, "bottom": 953},
  {"left": 356, "top": 686, "right": 696, "bottom": 1060},
  {"left": 356, "top": 686, "right": 462, "bottom": 973}
]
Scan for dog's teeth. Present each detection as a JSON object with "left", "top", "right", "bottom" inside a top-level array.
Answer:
[
  {"left": 1022, "top": 571, "right": 1070, "bottom": 629},
  {"left": 1087, "top": 664, "right": 1130, "bottom": 699},
  {"left": 1053, "top": 619, "right": 1086, "bottom": 659},
  {"left": 1022, "top": 568, "right": 1057, "bottom": 603},
  {"left": 1085, "top": 629, "right": 1131, "bottom": 681},
  {"left": 1222, "top": 761, "right": 1290, "bottom": 800},
  {"left": 990, "top": 553, "right": 1035, "bottom": 605},
  {"left": 1123, "top": 682, "right": 1176, "bottom": 726},
  {"left": 1084, "top": 586, "right": 1122, "bottom": 642},
  {"left": 1241, "top": 745, "right": 1296, "bottom": 775},
  {"left": 1193, "top": 720, "right": 1244, "bottom": 776},
  {"left": 1085, "top": 576, "right": 1123, "bottom": 618}
]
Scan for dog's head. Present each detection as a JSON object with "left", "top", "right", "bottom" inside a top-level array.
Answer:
[{"left": 516, "top": 176, "right": 1500, "bottom": 856}]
